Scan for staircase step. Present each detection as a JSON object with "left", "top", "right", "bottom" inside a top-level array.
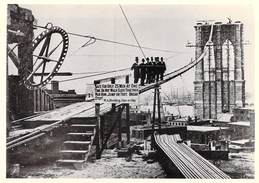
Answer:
[
  {"left": 60, "top": 150, "right": 88, "bottom": 154},
  {"left": 67, "top": 132, "right": 94, "bottom": 136},
  {"left": 69, "top": 117, "right": 97, "bottom": 125},
  {"left": 57, "top": 159, "right": 85, "bottom": 164},
  {"left": 64, "top": 141, "right": 91, "bottom": 144},
  {"left": 66, "top": 132, "right": 93, "bottom": 141},
  {"left": 71, "top": 124, "right": 96, "bottom": 127}
]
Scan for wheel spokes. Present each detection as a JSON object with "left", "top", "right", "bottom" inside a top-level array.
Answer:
[
  {"left": 32, "top": 55, "right": 60, "bottom": 62},
  {"left": 40, "top": 61, "right": 47, "bottom": 82},
  {"left": 47, "top": 40, "right": 63, "bottom": 57},
  {"left": 24, "top": 26, "right": 69, "bottom": 89},
  {"left": 32, "top": 37, "right": 62, "bottom": 83},
  {"left": 33, "top": 34, "right": 52, "bottom": 67},
  {"left": 26, "top": 60, "right": 45, "bottom": 81}
]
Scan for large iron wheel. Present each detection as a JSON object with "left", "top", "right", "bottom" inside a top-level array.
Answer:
[{"left": 23, "top": 26, "right": 69, "bottom": 90}]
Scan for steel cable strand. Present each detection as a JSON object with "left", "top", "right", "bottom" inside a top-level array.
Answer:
[
  {"left": 140, "top": 24, "right": 214, "bottom": 95},
  {"left": 163, "top": 134, "right": 202, "bottom": 178},
  {"left": 173, "top": 130, "right": 229, "bottom": 178},
  {"left": 164, "top": 135, "right": 206, "bottom": 178},
  {"left": 182, "top": 142, "right": 230, "bottom": 178},
  {"left": 139, "top": 51, "right": 207, "bottom": 94},
  {"left": 178, "top": 141, "right": 224, "bottom": 178},
  {"left": 177, "top": 143, "right": 221, "bottom": 179},
  {"left": 182, "top": 143, "right": 230, "bottom": 179},
  {"left": 154, "top": 134, "right": 194, "bottom": 178},
  {"left": 164, "top": 23, "right": 213, "bottom": 78},
  {"left": 169, "top": 135, "right": 218, "bottom": 179},
  {"left": 160, "top": 134, "right": 200, "bottom": 178},
  {"left": 170, "top": 134, "right": 218, "bottom": 179}
]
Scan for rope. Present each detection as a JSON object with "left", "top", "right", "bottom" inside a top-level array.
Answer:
[
  {"left": 67, "top": 37, "right": 97, "bottom": 57},
  {"left": 72, "top": 70, "right": 124, "bottom": 75},
  {"left": 33, "top": 25, "right": 187, "bottom": 54},
  {"left": 119, "top": 5, "right": 146, "bottom": 59},
  {"left": 58, "top": 67, "right": 130, "bottom": 83}
]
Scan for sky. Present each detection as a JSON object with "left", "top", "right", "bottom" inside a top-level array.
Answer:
[{"left": 8, "top": 4, "right": 254, "bottom": 101}]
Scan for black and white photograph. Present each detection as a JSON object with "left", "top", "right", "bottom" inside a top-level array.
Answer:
[{"left": 3, "top": 0, "right": 257, "bottom": 180}]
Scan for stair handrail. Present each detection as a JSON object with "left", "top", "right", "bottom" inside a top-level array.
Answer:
[{"left": 85, "top": 126, "right": 97, "bottom": 162}]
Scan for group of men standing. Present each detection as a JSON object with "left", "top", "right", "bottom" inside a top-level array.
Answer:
[{"left": 131, "top": 56, "right": 166, "bottom": 86}]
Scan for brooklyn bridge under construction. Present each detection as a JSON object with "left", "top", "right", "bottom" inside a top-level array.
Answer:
[{"left": 6, "top": 4, "right": 254, "bottom": 179}]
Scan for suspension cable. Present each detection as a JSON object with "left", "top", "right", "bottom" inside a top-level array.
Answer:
[{"left": 119, "top": 5, "right": 146, "bottom": 59}]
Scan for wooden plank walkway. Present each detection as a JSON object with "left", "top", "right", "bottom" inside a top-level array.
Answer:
[
  {"left": 25, "top": 102, "right": 114, "bottom": 122},
  {"left": 26, "top": 102, "right": 93, "bottom": 122}
]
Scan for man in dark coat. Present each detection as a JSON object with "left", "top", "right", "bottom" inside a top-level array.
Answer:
[
  {"left": 145, "top": 57, "right": 152, "bottom": 84},
  {"left": 139, "top": 58, "right": 146, "bottom": 86},
  {"left": 150, "top": 57, "right": 155, "bottom": 83},
  {"left": 155, "top": 57, "right": 160, "bottom": 82},
  {"left": 131, "top": 57, "right": 140, "bottom": 83},
  {"left": 160, "top": 57, "right": 166, "bottom": 80}
]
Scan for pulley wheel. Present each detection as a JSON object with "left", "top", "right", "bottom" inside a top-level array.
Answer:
[{"left": 23, "top": 26, "right": 69, "bottom": 90}]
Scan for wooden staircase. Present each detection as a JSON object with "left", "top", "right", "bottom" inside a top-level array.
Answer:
[{"left": 56, "top": 117, "right": 97, "bottom": 167}]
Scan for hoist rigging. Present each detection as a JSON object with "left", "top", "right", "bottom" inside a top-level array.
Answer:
[
  {"left": 19, "top": 21, "right": 188, "bottom": 89},
  {"left": 17, "top": 6, "right": 212, "bottom": 90},
  {"left": 33, "top": 25, "right": 187, "bottom": 54}
]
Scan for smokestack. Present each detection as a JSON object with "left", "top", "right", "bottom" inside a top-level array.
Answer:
[{"left": 51, "top": 80, "right": 59, "bottom": 94}]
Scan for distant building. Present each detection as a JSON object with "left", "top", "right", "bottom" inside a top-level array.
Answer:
[
  {"left": 194, "top": 21, "right": 245, "bottom": 119},
  {"left": 228, "top": 121, "right": 251, "bottom": 140},
  {"left": 166, "top": 117, "right": 188, "bottom": 127},
  {"left": 228, "top": 107, "right": 255, "bottom": 140},
  {"left": 232, "top": 107, "right": 254, "bottom": 121},
  {"left": 187, "top": 125, "right": 229, "bottom": 144}
]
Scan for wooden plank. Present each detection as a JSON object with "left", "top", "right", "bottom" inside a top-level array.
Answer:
[
  {"left": 73, "top": 103, "right": 111, "bottom": 118},
  {"left": 26, "top": 102, "right": 94, "bottom": 122}
]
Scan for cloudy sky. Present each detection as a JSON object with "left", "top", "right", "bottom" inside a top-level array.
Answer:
[{"left": 8, "top": 4, "right": 254, "bottom": 100}]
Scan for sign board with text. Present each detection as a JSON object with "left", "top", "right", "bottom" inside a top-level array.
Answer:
[{"left": 95, "top": 83, "right": 139, "bottom": 103}]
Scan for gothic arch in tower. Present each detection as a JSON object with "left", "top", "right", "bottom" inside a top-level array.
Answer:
[
  {"left": 222, "top": 39, "right": 235, "bottom": 80},
  {"left": 203, "top": 41, "right": 215, "bottom": 81}
]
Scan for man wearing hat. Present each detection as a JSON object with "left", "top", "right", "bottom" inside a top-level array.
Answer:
[
  {"left": 145, "top": 57, "right": 152, "bottom": 84},
  {"left": 131, "top": 57, "right": 140, "bottom": 83},
  {"left": 160, "top": 57, "right": 166, "bottom": 80},
  {"left": 139, "top": 58, "right": 146, "bottom": 86},
  {"left": 155, "top": 57, "right": 160, "bottom": 82},
  {"left": 150, "top": 57, "right": 155, "bottom": 83}
]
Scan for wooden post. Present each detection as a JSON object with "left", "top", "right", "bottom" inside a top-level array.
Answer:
[
  {"left": 118, "top": 107, "right": 122, "bottom": 148},
  {"left": 44, "top": 94, "right": 47, "bottom": 111},
  {"left": 42, "top": 90, "right": 45, "bottom": 111},
  {"left": 33, "top": 90, "right": 36, "bottom": 112},
  {"left": 111, "top": 78, "right": 116, "bottom": 111},
  {"left": 151, "top": 87, "right": 157, "bottom": 149},
  {"left": 100, "top": 116, "right": 104, "bottom": 149},
  {"left": 94, "top": 80, "right": 101, "bottom": 159},
  {"left": 39, "top": 90, "right": 42, "bottom": 111},
  {"left": 125, "top": 75, "right": 130, "bottom": 144},
  {"left": 16, "top": 7, "right": 34, "bottom": 117},
  {"left": 157, "top": 87, "right": 161, "bottom": 131}
]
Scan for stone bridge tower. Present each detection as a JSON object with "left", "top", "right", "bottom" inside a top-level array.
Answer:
[{"left": 194, "top": 21, "right": 245, "bottom": 119}]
